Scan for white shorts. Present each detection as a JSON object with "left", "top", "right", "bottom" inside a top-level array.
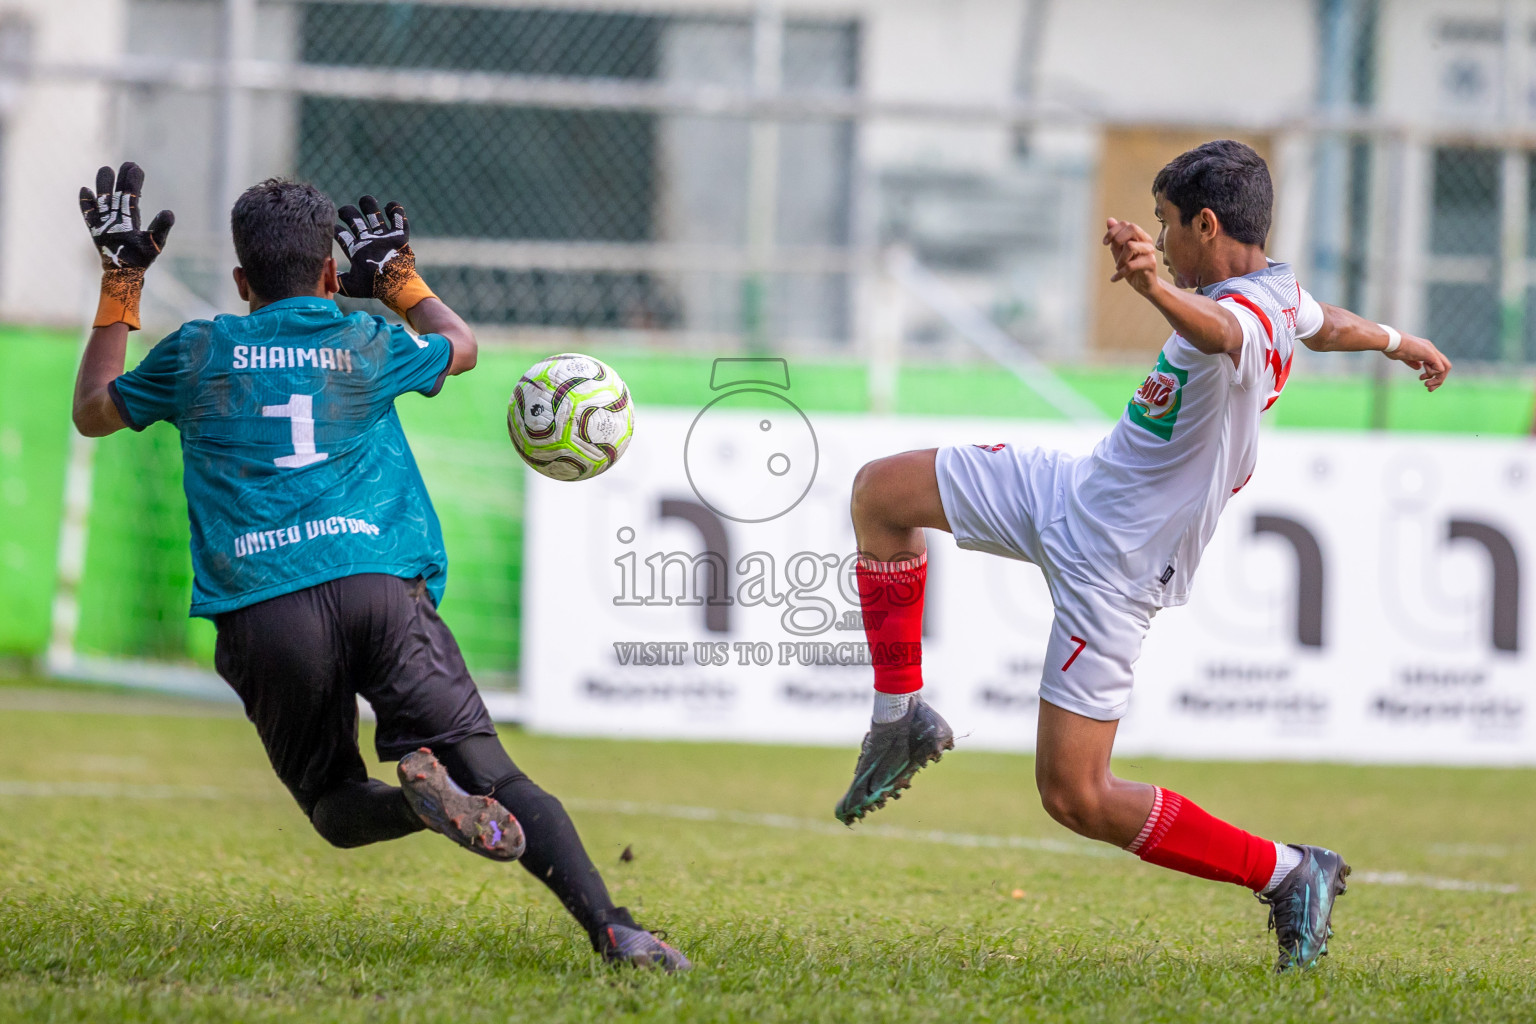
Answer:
[{"left": 935, "top": 443, "right": 1155, "bottom": 721}]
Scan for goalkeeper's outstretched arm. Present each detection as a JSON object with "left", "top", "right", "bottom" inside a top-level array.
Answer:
[
  {"left": 72, "top": 162, "right": 174, "bottom": 437},
  {"left": 333, "top": 195, "right": 477, "bottom": 380},
  {"left": 401, "top": 297, "right": 477, "bottom": 378},
  {"left": 73, "top": 322, "right": 130, "bottom": 437}
]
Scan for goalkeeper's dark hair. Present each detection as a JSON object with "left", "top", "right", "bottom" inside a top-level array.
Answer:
[
  {"left": 231, "top": 179, "right": 336, "bottom": 301},
  {"left": 1152, "top": 140, "right": 1273, "bottom": 247}
]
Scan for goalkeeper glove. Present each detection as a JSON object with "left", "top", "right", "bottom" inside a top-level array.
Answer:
[
  {"left": 78, "top": 162, "right": 174, "bottom": 330},
  {"left": 334, "top": 194, "right": 436, "bottom": 319}
]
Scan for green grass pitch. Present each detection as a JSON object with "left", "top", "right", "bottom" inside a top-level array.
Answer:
[{"left": 1, "top": 687, "right": 1533, "bottom": 1022}]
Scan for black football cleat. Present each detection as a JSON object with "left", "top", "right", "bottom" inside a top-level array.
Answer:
[
  {"left": 1258, "top": 843, "right": 1351, "bottom": 972},
  {"left": 598, "top": 911, "right": 692, "bottom": 972},
  {"left": 398, "top": 748, "right": 526, "bottom": 861},
  {"left": 834, "top": 694, "right": 954, "bottom": 825}
]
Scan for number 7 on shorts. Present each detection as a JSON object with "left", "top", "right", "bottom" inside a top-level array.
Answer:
[{"left": 1061, "top": 635, "right": 1087, "bottom": 672}]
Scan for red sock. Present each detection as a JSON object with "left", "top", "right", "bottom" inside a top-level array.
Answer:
[
  {"left": 856, "top": 552, "right": 926, "bottom": 694},
  {"left": 1126, "top": 788, "right": 1278, "bottom": 891}
]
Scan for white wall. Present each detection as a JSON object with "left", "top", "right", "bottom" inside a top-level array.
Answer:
[
  {"left": 1375, "top": 0, "right": 1512, "bottom": 126},
  {"left": 0, "top": 0, "right": 126, "bottom": 327},
  {"left": 859, "top": 0, "right": 1025, "bottom": 173},
  {"left": 1038, "top": 0, "right": 1317, "bottom": 127}
]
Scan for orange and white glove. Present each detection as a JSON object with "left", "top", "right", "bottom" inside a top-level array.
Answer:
[
  {"left": 334, "top": 194, "right": 436, "bottom": 319},
  {"left": 78, "top": 161, "right": 174, "bottom": 330}
]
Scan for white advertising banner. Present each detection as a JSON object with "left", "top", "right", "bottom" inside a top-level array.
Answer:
[{"left": 522, "top": 402, "right": 1536, "bottom": 765}]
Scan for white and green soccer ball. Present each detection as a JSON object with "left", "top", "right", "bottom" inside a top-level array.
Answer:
[{"left": 507, "top": 353, "right": 633, "bottom": 481}]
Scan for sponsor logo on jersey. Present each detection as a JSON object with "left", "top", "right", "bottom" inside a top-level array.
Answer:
[
  {"left": 1127, "top": 353, "right": 1188, "bottom": 441},
  {"left": 973, "top": 443, "right": 1006, "bottom": 452}
]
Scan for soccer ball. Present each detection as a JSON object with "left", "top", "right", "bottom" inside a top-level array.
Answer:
[{"left": 507, "top": 353, "right": 634, "bottom": 481}]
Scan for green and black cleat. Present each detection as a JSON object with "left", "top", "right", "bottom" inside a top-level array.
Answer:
[
  {"left": 834, "top": 695, "right": 954, "bottom": 825},
  {"left": 398, "top": 748, "right": 526, "bottom": 861},
  {"left": 1258, "top": 843, "right": 1351, "bottom": 972}
]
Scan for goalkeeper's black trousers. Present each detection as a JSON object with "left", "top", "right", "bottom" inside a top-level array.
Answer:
[{"left": 214, "top": 572, "right": 628, "bottom": 949}]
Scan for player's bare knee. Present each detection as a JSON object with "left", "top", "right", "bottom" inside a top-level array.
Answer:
[
  {"left": 851, "top": 456, "right": 911, "bottom": 531},
  {"left": 849, "top": 459, "right": 884, "bottom": 522},
  {"left": 1036, "top": 775, "right": 1103, "bottom": 836}
]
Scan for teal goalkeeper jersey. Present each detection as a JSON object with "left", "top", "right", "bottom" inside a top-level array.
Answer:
[{"left": 108, "top": 296, "right": 454, "bottom": 617}]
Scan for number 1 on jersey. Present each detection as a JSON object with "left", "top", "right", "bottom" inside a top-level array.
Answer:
[{"left": 262, "top": 393, "right": 329, "bottom": 468}]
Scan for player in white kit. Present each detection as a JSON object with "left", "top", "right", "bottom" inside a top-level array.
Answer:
[{"left": 834, "top": 141, "right": 1453, "bottom": 971}]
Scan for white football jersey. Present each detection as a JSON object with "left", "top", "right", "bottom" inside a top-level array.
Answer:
[{"left": 1065, "top": 261, "right": 1323, "bottom": 607}]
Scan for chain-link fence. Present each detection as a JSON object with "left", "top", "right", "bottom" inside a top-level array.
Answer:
[
  {"left": 1317, "top": 0, "right": 1536, "bottom": 371},
  {"left": 28, "top": 0, "right": 1114, "bottom": 372},
  {"left": 14, "top": 0, "right": 1536, "bottom": 372},
  {"left": 110, "top": 1, "right": 872, "bottom": 353}
]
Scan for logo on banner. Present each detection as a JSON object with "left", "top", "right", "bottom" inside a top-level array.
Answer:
[{"left": 1128, "top": 353, "right": 1188, "bottom": 441}]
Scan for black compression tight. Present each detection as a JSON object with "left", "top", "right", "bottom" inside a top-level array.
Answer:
[
  {"left": 436, "top": 733, "right": 626, "bottom": 947},
  {"left": 309, "top": 778, "right": 425, "bottom": 848}
]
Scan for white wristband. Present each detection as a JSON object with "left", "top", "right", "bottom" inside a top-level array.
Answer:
[{"left": 1379, "top": 324, "right": 1401, "bottom": 354}]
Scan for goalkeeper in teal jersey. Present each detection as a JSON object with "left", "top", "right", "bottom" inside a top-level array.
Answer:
[{"left": 71, "top": 164, "right": 688, "bottom": 972}]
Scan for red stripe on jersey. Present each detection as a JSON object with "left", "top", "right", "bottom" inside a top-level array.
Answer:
[
  {"left": 1263, "top": 349, "right": 1293, "bottom": 411},
  {"left": 1218, "top": 293, "right": 1273, "bottom": 342},
  {"left": 1219, "top": 293, "right": 1291, "bottom": 411}
]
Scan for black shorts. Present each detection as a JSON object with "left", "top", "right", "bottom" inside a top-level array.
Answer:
[{"left": 213, "top": 573, "right": 496, "bottom": 815}]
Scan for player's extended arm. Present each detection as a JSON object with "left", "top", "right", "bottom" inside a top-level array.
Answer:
[
  {"left": 74, "top": 324, "right": 130, "bottom": 437},
  {"left": 72, "top": 162, "right": 175, "bottom": 437},
  {"left": 1103, "top": 218, "right": 1243, "bottom": 358},
  {"left": 333, "top": 195, "right": 477, "bottom": 377},
  {"left": 1301, "top": 303, "right": 1451, "bottom": 392},
  {"left": 404, "top": 298, "right": 477, "bottom": 376}
]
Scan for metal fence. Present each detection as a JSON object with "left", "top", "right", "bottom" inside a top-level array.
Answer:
[
  {"left": 17, "top": 0, "right": 1103, "bottom": 380},
  {"left": 104, "top": 1, "right": 873, "bottom": 352},
  {"left": 14, "top": 0, "right": 1536, "bottom": 373}
]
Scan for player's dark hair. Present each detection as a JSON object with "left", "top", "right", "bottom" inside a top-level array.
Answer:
[
  {"left": 230, "top": 179, "right": 336, "bottom": 301},
  {"left": 1152, "top": 140, "right": 1273, "bottom": 247}
]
